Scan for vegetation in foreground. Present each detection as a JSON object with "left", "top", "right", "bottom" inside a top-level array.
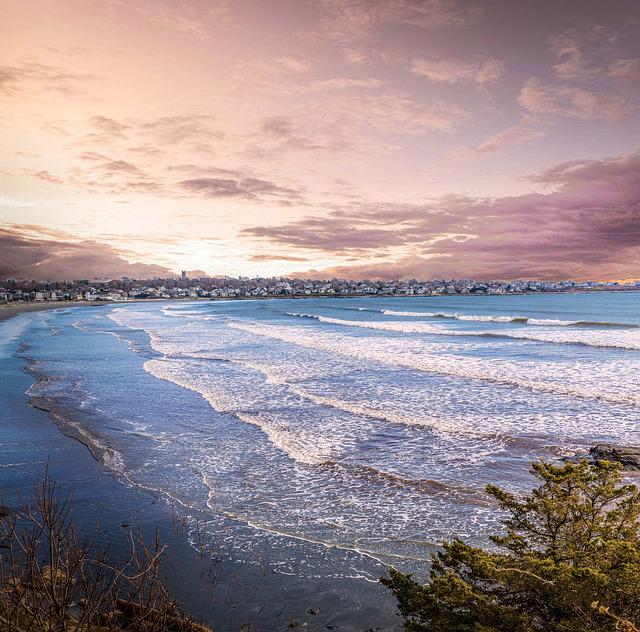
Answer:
[
  {"left": 5, "top": 459, "right": 640, "bottom": 631},
  {"left": 382, "top": 460, "right": 640, "bottom": 631},
  {"left": 0, "top": 473, "right": 212, "bottom": 632}
]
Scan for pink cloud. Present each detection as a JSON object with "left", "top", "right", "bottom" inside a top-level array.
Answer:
[
  {"left": 0, "top": 226, "right": 177, "bottom": 281},
  {"left": 609, "top": 58, "right": 640, "bottom": 85},
  {"left": 451, "top": 117, "right": 545, "bottom": 159},
  {"left": 547, "top": 25, "right": 617, "bottom": 82},
  {"left": 243, "top": 148, "right": 640, "bottom": 280},
  {"left": 0, "top": 60, "right": 99, "bottom": 97},
  {"left": 410, "top": 56, "right": 503, "bottom": 84},
  {"left": 518, "top": 78, "right": 631, "bottom": 121},
  {"left": 319, "top": 0, "right": 481, "bottom": 42}
]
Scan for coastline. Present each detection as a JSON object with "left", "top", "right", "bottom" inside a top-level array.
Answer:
[
  {"left": 0, "top": 300, "right": 106, "bottom": 322},
  {"left": 2, "top": 291, "right": 637, "bottom": 629},
  {"left": 0, "top": 299, "right": 401, "bottom": 631},
  {"left": 2, "top": 287, "right": 637, "bottom": 323},
  {"left": 0, "top": 298, "right": 200, "bottom": 322}
]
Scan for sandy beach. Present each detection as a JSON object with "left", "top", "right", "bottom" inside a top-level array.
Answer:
[
  {"left": 0, "top": 298, "right": 191, "bottom": 322},
  {"left": 0, "top": 297, "right": 238, "bottom": 323},
  {"left": 0, "top": 301, "right": 104, "bottom": 322}
]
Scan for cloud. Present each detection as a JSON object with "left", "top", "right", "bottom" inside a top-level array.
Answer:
[
  {"left": 166, "top": 164, "right": 243, "bottom": 179},
  {"left": 304, "top": 77, "right": 384, "bottom": 92},
  {"left": 319, "top": 0, "right": 481, "bottom": 42},
  {"left": 452, "top": 117, "right": 545, "bottom": 159},
  {"left": 140, "top": 115, "right": 220, "bottom": 145},
  {"left": 27, "top": 150, "right": 163, "bottom": 196},
  {"left": 88, "top": 115, "right": 130, "bottom": 138},
  {"left": 609, "top": 58, "right": 640, "bottom": 85},
  {"left": 410, "top": 56, "right": 503, "bottom": 84},
  {"left": 259, "top": 119, "right": 332, "bottom": 152},
  {"left": 71, "top": 154, "right": 160, "bottom": 194},
  {"left": 40, "top": 121, "right": 72, "bottom": 137},
  {"left": 31, "top": 170, "right": 65, "bottom": 184},
  {"left": 25, "top": 129, "right": 306, "bottom": 204},
  {"left": 518, "top": 78, "right": 631, "bottom": 121},
  {"left": 232, "top": 56, "right": 312, "bottom": 93},
  {"left": 248, "top": 115, "right": 350, "bottom": 157},
  {"left": 357, "top": 93, "right": 467, "bottom": 133},
  {"left": 342, "top": 48, "right": 372, "bottom": 65},
  {"left": 242, "top": 148, "right": 640, "bottom": 280},
  {"left": 547, "top": 25, "right": 617, "bottom": 82},
  {"left": 249, "top": 254, "right": 309, "bottom": 262},
  {"left": 178, "top": 176, "right": 303, "bottom": 204},
  {"left": 0, "top": 225, "right": 177, "bottom": 281},
  {"left": 244, "top": 216, "right": 409, "bottom": 253},
  {"left": 545, "top": 25, "right": 640, "bottom": 102},
  {"left": 78, "top": 114, "right": 223, "bottom": 160},
  {"left": 243, "top": 86, "right": 467, "bottom": 162},
  {"left": 0, "top": 60, "right": 99, "bottom": 97},
  {"left": 311, "top": 92, "right": 468, "bottom": 135},
  {"left": 104, "top": 0, "right": 233, "bottom": 38}
]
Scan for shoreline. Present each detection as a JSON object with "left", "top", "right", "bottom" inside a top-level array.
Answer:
[
  {"left": 2, "top": 287, "right": 637, "bottom": 324},
  {"left": 2, "top": 292, "right": 637, "bottom": 629},
  {"left": 1, "top": 313, "right": 401, "bottom": 631},
  {"left": 0, "top": 298, "right": 202, "bottom": 322},
  {"left": 0, "top": 300, "right": 120, "bottom": 322}
]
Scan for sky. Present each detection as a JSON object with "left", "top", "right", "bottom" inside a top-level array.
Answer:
[{"left": 1, "top": 0, "right": 639, "bottom": 281}]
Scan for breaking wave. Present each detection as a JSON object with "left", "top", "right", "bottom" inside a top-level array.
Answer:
[
  {"left": 232, "top": 321, "right": 640, "bottom": 406},
  {"left": 381, "top": 310, "right": 638, "bottom": 328},
  {"left": 285, "top": 313, "right": 640, "bottom": 351}
]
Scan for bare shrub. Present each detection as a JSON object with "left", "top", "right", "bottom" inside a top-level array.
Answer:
[{"left": 0, "top": 468, "right": 212, "bottom": 631}]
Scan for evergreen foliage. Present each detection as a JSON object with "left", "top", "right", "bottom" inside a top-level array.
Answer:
[{"left": 382, "top": 460, "right": 640, "bottom": 631}]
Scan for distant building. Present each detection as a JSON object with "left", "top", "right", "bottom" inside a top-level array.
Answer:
[{"left": 181, "top": 270, "right": 187, "bottom": 280}]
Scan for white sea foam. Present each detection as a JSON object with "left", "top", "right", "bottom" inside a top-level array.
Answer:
[
  {"left": 0, "top": 314, "right": 31, "bottom": 357},
  {"left": 286, "top": 312, "right": 640, "bottom": 350},
  {"left": 480, "top": 326, "right": 640, "bottom": 351},
  {"left": 381, "top": 309, "right": 638, "bottom": 329},
  {"left": 231, "top": 321, "right": 640, "bottom": 406},
  {"left": 35, "top": 299, "right": 640, "bottom": 579},
  {"left": 382, "top": 309, "right": 518, "bottom": 322},
  {"left": 286, "top": 312, "right": 444, "bottom": 335},
  {"left": 145, "top": 357, "right": 337, "bottom": 465}
]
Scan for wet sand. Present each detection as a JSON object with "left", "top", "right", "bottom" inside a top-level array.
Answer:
[{"left": 0, "top": 301, "right": 101, "bottom": 321}]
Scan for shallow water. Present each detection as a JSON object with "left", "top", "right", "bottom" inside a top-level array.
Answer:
[{"left": 4, "top": 292, "right": 640, "bottom": 581}]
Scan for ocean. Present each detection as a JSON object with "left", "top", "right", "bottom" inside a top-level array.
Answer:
[{"left": 2, "top": 292, "right": 639, "bottom": 604}]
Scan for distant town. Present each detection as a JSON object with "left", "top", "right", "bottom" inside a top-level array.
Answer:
[{"left": 1, "top": 273, "right": 639, "bottom": 304}]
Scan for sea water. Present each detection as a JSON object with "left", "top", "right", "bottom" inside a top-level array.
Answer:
[{"left": 4, "top": 292, "right": 639, "bottom": 580}]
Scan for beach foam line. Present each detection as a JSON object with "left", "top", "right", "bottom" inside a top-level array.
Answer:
[
  {"left": 202, "top": 495, "right": 434, "bottom": 569},
  {"left": 148, "top": 352, "right": 582, "bottom": 455},
  {"left": 319, "top": 461, "right": 492, "bottom": 505},
  {"left": 26, "top": 392, "right": 125, "bottom": 475},
  {"left": 284, "top": 312, "right": 640, "bottom": 351},
  {"left": 382, "top": 309, "right": 521, "bottom": 322}
]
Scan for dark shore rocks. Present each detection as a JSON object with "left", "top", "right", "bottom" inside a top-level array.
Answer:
[{"left": 590, "top": 444, "right": 640, "bottom": 471}]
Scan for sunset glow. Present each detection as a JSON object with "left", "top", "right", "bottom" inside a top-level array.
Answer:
[{"left": 2, "top": 0, "right": 639, "bottom": 280}]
